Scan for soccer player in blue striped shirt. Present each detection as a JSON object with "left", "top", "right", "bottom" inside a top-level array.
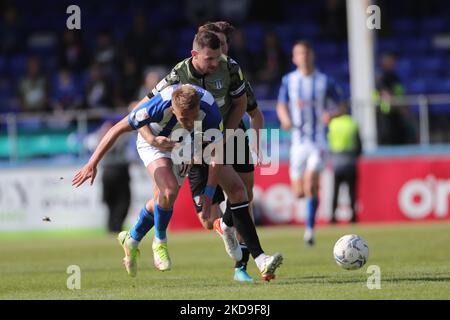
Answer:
[
  {"left": 73, "top": 84, "right": 223, "bottom": 276},
  {"left": 276, "top": 41, "right": 346, "bottom": 246}
]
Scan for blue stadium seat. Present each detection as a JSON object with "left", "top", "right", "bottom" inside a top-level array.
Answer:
[
  {"left": 292, "top": 23, "right": 319, "bottom": 39},
  {"left": 340, "top": 82, "right": 350, "bottom": 98},
  {"left": 401, "top": 37, "right": 430, "bottom": 53},
  {"left": 420, "top": 18, "right": 448, "bottom": 34},
  {"left": 242, "top": 24, "right": 264, "bottom": 54},
  {"left": 175, "top": 28, "right": 196, "bottom": 59},
  {"left": 314, "top": 42, "right": 339, "bottom": 58},
  {"left": 376, "top": 38, "right": 400, "bottom": 54},
  {"left": 429, "top": 104, "right": 450, "bottom": 115},
  {"left": 0, "top": 91, "right": 11, "bottom": 103},
  {"left": 395, "top": 58, "right": 412, "bottom": 79},
  {"left": 0, "top": 56, "right": 7, "bottom": 76},
  {"left": 273, "top": 25, "right": 294, "bottom": 53},
  {"left": 392, "top": 18, "right": 417, "bottom": 34},
  {"left": 427, "top": 78, "right": 450, "bottom": 94},
  {"left": 411, "top": 56, "right": 442, "bottom": 77},
  {"left": 10, "top": 55, "right": 28, "bottom": 76},
  {"left": 404, "top": 79, "right": 427, "bottom": 94}
]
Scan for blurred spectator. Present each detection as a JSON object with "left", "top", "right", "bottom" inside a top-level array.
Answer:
[
  {"left": 0, "top": 6, "right": 24, "bottom": 57},
  {"left": 376, "top": 52, "right": 417, "bottom": 145},
  {"left": 137, "top": 68, "right": 166, "bottom": 100},
  {"left": 228, "top": 29, "right": 254, "bottom": 78},
  {"left": 218, "top": 0, "right": 251, "bottom": 24},
  {"left": 51, "top": 69, "right": 82, "bottom": 111},
  {"left": 120, "top": 56, "right": 141, "bottom": 104},
  {"left": 123, "top": 14, "right": 151, "bottom": 70},
  {"left": 17, "top": 57, "right": 49, "bottom": 112},
  {"left": 93, "top": 29, "right": 118, "bottom": 77},
  {"left": 185, "top": 0, "right": 216, "bottom": 26},
  {"left": 58, "top": 30, "right": 88, "bottom": 73},
  {"left": 84, "top": 64, "right": 114, "bottom": 109},
  {"left": 328, "top": 113, "right": 362, "bottom": 224},
  {"left": 256, "top": 31, "right": 288, "bottom": 97}
]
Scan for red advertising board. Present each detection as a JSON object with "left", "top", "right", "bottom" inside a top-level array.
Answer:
[
  {"left": 169, "top": 156, "right": 450, "bottom": 230},
  {"left": 357, "top": 156, "right": 450, "bottom": 222}
]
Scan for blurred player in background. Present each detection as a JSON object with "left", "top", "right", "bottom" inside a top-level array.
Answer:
[
  {"left": 73, "top": 84, "right": 223, "bottom": 276},
  {"left": 198, "top": 21, "right": 265, "bottom": 282},
  {"left": 137, "top": 30, "right": 283, "bottom": 281},
  {"left": 276, "top": 41, "right": 346, "bottom": 246}
]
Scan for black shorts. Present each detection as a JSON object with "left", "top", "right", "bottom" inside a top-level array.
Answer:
[
  {"left": 188, "top": 133, "right": 254, "bottom": 212},
  {"left": 188, "top": 164, "right": 225, "bottom": 213},
  {"left": 224, "top": 134, "right": 254, "bottom": 173}
]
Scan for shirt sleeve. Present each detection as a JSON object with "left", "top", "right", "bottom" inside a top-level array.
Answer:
[
  {"left": 128, "top": 93, "right": 167, "bottom": 129},
  {"left": 227, "top": 57, "right": 246, "bottom": 98},
  {"left": 277, "top": 75, "right": 289, "bottom": 104}
]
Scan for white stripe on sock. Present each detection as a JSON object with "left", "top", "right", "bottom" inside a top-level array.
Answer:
[{"left": 230, "top": 203, "right": 249, "bottom": 210}]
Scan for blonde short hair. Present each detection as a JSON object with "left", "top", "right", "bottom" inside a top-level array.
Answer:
[{"left": 172, "top": 85, "right": 200, "bottom": 111}]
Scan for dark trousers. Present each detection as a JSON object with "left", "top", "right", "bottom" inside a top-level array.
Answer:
[
  {"left": 331, "top": 166, "right": 357, "bottom": 223},
  {"left": 102, "top": 165, "right": 131, "bottom": 232}
]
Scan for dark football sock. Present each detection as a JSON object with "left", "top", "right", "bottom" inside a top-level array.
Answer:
[
  {"left": 229, "top": 201, "right": 264, "bottom": 259},
  {"left": 222, "top": 200, "right": 234, "bottom": 227}
]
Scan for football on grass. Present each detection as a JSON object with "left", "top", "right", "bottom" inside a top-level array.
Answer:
[{"left": 333, "top": 234, "right": 369, "bottom": 270}]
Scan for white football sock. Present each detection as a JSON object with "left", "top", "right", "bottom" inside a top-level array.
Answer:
[
  {"left": 127, "top": 237, "right": 140, "bottom": 248},
  {"left": 254, "top": 253, "right": 267, "bottom": 270},
  {"left": 154, "top": 237, "right": 167, "bottom": 244}
]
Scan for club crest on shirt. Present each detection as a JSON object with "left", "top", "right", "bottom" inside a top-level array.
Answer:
[
  {"left": 297, "top": 100, "right": 304, "bottom": 109},
  {"left": 135, "top": 108, "right": 149, "bottom": 122},
  {"left": 213, "top": 79, "right": 223, "bottom": 89}
]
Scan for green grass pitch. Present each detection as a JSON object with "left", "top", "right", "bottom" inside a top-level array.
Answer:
[{"left": 1, "top": 222, "right": 449, "bottom": 299}]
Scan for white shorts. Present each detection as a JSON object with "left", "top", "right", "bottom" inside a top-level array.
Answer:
[
  {"left": 289, "top": 141, "right": 323, "bottom": 181},
  {"left": 136, "top": 139, "right": 189, "bottom": 186}
]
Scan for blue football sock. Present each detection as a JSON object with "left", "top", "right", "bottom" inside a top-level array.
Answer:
[
  {"left": 130, "top": 205, "right": 154, "bottom": 242},
  {"left": 154, "top": 203, "right": 173, "bottom": 241},
  {"left": 306, "top": 197, "right": 319, "bottom": 230}
]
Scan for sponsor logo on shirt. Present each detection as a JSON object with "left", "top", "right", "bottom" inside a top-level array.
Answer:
[
  {"left": 135, "top": 108, "right": 149, "bottom": 122},
  {"left": 213, "top": 79, "right": 223, "bottom": 89}
]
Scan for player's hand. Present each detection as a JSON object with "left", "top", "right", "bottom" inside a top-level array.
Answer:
[
  {"left": 72, "top": 163, "right": 97, "bottom": 187},
  {"left": 151, "top": 136, "right": 176, "bottom": 151},
  {"left": 198, "top": 194, "right": 212, "bottom": 220}
]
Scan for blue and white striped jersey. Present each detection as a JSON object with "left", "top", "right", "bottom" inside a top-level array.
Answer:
[
  {"left": 277, "top": 69, "right": 344, "bottom": 146},
  {"left": 128, "top": 84, "right": 223, "bottom": 143}
]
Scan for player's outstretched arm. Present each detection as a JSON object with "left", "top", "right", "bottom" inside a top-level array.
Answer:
[{"left": 72, "top": 117, "right": 133, "bottom": 187}]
